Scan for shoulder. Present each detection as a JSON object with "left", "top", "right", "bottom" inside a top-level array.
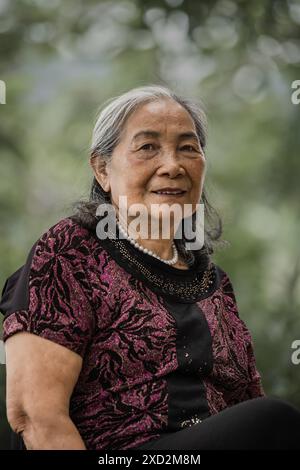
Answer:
[
  {"left": 0, "top": 217, "right": 99, "bottom": 318},
  {"left": 210, "top": 263, "right": 240, "bottom": 315},
  {"left": 33, "top": 216, "right": 93, "bottom": 259},
  {"left": 214, "top": 264, "right": 237, "bottom": 297}
]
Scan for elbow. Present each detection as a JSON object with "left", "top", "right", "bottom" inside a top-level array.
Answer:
[
  {"left": 7, "top": 402, "right": 69, "bottom": 449},
  {"left": 7, "top": 401, "right": 28, "bottom": 436}
]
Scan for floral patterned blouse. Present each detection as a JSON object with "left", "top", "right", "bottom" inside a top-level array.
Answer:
[{"left": 0, "top": 216, "right": 265, "bottom": 450}]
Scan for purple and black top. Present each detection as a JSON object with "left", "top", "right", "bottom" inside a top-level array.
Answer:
[{"left": 0, "top": 217, "right": 265, "bottom": 450}]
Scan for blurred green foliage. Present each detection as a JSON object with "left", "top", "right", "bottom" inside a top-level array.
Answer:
[{"left": 1, "top": 0, "right": 300, "bottom": 449}]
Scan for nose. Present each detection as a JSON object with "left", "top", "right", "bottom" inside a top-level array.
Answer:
[{"left": 156, "top": 149, "right": 185, "bottom": 178}]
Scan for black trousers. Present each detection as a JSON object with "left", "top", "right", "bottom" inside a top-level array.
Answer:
[{"left": 134, "top": 397, "right": 300, "bottom": 450}]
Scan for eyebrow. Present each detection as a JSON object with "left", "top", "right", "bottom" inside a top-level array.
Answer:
[{"left": 131, "top": 130, "right": 199, "bottom": 143}]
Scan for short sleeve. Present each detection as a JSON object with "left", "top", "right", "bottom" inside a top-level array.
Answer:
[{"left": 0, "top": 221, "right": 95, "bottom": 358}]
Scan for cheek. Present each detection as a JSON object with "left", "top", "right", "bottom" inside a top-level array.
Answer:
[
  {"left": 190, "top": 160, "right": 206, "bottom": 188},
  {"left": 112, "top": 169, "right": 150, "bottom": 201},
  {"left": 127, "top": 164, "right": 153, "bottom": 192}
]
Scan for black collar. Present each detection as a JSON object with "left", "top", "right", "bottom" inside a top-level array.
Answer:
[{"left": 95, "top": 226, "right": 221, "bottom": 303}]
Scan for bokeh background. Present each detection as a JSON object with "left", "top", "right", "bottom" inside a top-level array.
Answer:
[{"left": 1, "top": 0, "right": 300, "bottom": 449}]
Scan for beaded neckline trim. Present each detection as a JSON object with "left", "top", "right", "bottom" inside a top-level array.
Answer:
[{"left": 96, "top": 228, "right": 220, "bottom": 303}]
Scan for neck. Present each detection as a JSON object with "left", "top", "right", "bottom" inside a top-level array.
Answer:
[
  {"left": 123, "top": 224, "right": 174, "bottom": 259},
  {"left": 134, "top": 236, "right": 174, "bottom": 260},
  {"left": 120, "top": 216, "right": 178, "bottom": 261},
  {"left": 115, "top": 215, "right": 190, "bottom": 269}
]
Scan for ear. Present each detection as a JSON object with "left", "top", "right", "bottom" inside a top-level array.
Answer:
[{"left": 90, "top": 154, "right": 111, "bottom": 193}]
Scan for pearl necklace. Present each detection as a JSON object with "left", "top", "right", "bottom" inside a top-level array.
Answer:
[{"left": 116, "top": 220, "right": 178, "bottom": 266}]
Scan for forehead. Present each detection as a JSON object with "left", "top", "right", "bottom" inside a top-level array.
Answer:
[{"left": 121, "top": 98, "right": 196, "bottom": 137}]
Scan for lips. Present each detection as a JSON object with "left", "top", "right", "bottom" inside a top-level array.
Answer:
[{"left": 152, "top": 188, "right": 187, "bottom": 195}]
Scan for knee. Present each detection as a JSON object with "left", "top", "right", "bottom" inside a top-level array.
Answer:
[{"left": 251, "top": 396, "right": 300, "bottom": 424}]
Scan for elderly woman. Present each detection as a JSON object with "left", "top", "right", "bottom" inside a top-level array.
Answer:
[{"left": 1, "top": 85, "right": 300, "bottom": 450}]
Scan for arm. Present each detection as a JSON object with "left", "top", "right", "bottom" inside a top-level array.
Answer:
[
  {"left": 220, "top": 266, "right": 265, "bottom": 400},
  {"left": 5, "top": 332, "right": 86, "bottom": 450},
  {"left": 244, "top": 330, "right": 266, "bottom": 399}
]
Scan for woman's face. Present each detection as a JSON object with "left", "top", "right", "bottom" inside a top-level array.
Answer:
[{"left": 93, "top": 98, "right": 206, "bottom": 232}]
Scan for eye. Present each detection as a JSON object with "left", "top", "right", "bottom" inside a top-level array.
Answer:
[
  {"left": 180, "top": 144, "right": 198, "bottom": 152},
  {"left": 139, "top": 143, "right": 156, "bottom": 151}
]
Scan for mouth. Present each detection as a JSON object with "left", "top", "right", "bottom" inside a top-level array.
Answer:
[{"left": 151, "top": 188, "right": 187, "bottom": 197}]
